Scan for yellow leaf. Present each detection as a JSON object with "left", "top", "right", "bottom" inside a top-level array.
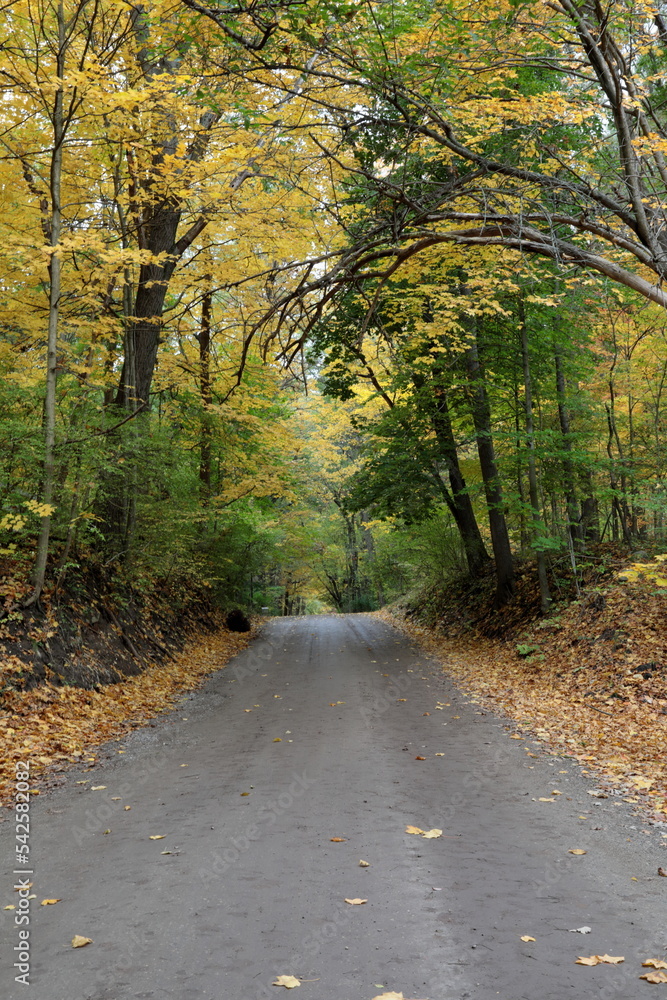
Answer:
[
  {"left": 405, "top": 825, "right": 423, "bottom": 834},
  {"left": 330, "top": 837, "right": 346, "bottom": 842},
  {"left": 359, "top": 860, "right": 370, "bottom": 867},
  {"left": 643, "top": 960, "right": 667, "bottom": 969},
  {"left": 539, "top": 797, "right": 556, "bottom": 802},
  {"left": 598, "top": 955, "right": 625, "bottom": 964},
  {"left": 90, "top": 785, "right": 106, "bottom": 790},
  {"left": 71, "top": 935, "right": 92, "bottom": 948},
  {"left": 569, "top": 849, "right": 587, "bottom": 855},
  {"left": 40, "top": 899, "right": 61, "bottom": 906},
  {"left": 576, "top": 956, "right": 599, "bottom": 966},
  {"left": 148, "top": 835, "right": 165, "bottom": 840},
  {"left": 344, "top": 897, "right": 367, "bottom": 904},
  {"left": 521, "top": 935, "right": 536, "bottom": 942},
  {"left": 272, "top": 974, "right": 301, "bottom": 988},
  {"left": 273, "top": 738, "right": 282, "bottom": 742},
  {"left": 421, "top": 828, "right": 443, "bottom": 839},
  {"left": 641, "top": 971, "right": 667, "bottom": 983}
]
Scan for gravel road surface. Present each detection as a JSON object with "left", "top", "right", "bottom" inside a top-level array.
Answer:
[{"left": 1, "top": 613, "right": 666, "bottom": 1000}]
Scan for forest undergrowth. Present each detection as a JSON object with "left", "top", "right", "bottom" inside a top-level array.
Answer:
[{"left": 383, "top": 550, "right": 667, "bottom": 826}]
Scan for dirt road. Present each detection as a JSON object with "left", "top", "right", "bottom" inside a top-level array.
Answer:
[{"left": 1, "top": 613, "right": 666, "bottom": 999}]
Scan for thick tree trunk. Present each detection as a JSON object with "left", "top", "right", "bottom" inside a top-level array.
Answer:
[
  {"left": 115, "top": 203, "right": 181, "bottom": 408},
  {"left": 464, "top": 331, "right": 515, "bottom": 604}
]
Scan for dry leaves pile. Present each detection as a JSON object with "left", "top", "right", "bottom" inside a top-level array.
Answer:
[
  {"left": 0, "top": 625, "right": 251, "bottom": 807},
  {"left": 380, "top": 574, "right": 667, "bottom": 820}
]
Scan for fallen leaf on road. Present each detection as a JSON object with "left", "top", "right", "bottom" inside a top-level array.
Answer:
[
  {"left": 273, "top": 975, "right": 300, "bottom": 988},
  {"left": 569, "top": 849, "right": 587, "bottom": 855},
  {"left": 371, "top": 993, "right": 429, "bottom": 1000},
  {"left": 538, "top": 797, "right": 556, "bottom": 802},
  {"left": 435, "top": 752, "right": 445, "bottom": 756},
  {"left": 330, "top": 837, "right": 346, "bottom": 842},
  {"left": 587, "top": 790, "right": 608, "bottom": 798},
  {"left": 90, "top": 786, "right": 106, "bottom": 791},
  {"left": 405, "top": 825, "right": 423, "bottom": 834},
  {"left": 397, "top": 698, "right": 407, "bottom": 702},
  {"left": 244, "top": 709, "right": 252, "bottom": 713},
  {"left": 148, "top": 835, "right": 165, "bottom": 840},
  {"left": 3, "top": 905, "right": 15, "bottom": 910},
  {"left": 577, "top": 955, "right": 624, "bottom": 965},
  {"left": 423, "top": 712, "right": 430, "bottom": 716},
  {"left": 569, "top": 926, "right": 592, "bottom": 934},
  {"left": 643, "top": 960, "right": 667, "bottom": 969},
  {"left": 273, "top": 738, "right": 282, "bottom": 742},
  {"left": 510, "top": 735, "right": 523, "bottom": 740},
  {"left": 344, "top": 898, "right": 367, "bottom": 904},
  {"left": 640, "top": 971, "right": 667, "bottom": 983},
  {"left": 421, "top": 829, "right": 443, "bottom": 839},
  {"left": 658, "top": 867, "right": 667, "bottom": 877},
  {"left": 520, "top": 935, "right": 536, "bottom": 942},
  {"left": 71, "top": 936, "right": 92, "bottom": 948},
  {"left": 359, "top": 860, "right": 370, "bottom": 867},
  {"left": 40, "top": 899, "right": 61, "bottom": 906},
  {"left": 124, "top": 805, "right": 131, "bottom": 811},
  {"left": 415, "top": 756, "right": 426, "bottom": 760}
]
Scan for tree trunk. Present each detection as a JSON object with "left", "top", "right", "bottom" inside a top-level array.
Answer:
[
  {"left": 115, "top": 203, "right": 182, "bottom": 408},
  {"left": 580, "top": 469, "right": 600, "bottom": 542},
  {"left": 430, "top": 388, "right": 491, "bottom": 577},
  {"left": 520, "top": 311, "right": 551, "bottom": 613},
  {"left": 553, "top": 341, "right": 581, "bottom": 544},
  {"left": 464, "top": 330, "right": 515, "bottom": 604},
  {"left": 199, "top": 286, "right": 213, "bottom": 498},
  {"left": 26, "top": 1, "right": 65, "bottom": 606}
]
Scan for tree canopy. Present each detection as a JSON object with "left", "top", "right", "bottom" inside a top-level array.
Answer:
[{"left": 3, "top": 0, "right": 667, "bottom": 613}]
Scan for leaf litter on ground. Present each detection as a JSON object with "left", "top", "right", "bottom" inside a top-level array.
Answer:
[
  {"left": 0, "top": 622, "right": 252, "bottom": 806},
  {"left": 379, "top": 573, "right": 667, "bottom": 822}
]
